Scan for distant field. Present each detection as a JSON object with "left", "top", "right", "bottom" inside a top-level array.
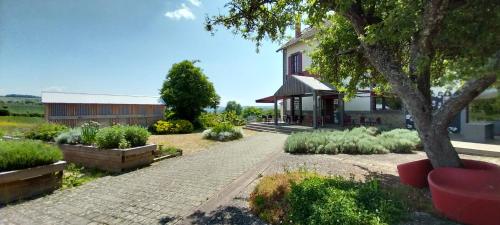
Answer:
[
  {"left": 0, "top": 116, "right": 45, "bottom": 136},
  {"left": 0, "top": 103, "right": 44, "bottom": 114},
  {"left": 0, "top": 95, "right": 43, "bottom": 115}
]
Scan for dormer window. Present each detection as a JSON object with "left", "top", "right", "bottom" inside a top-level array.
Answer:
[{"left": 288, "top": 52, "right": 302, "bottom": 75}]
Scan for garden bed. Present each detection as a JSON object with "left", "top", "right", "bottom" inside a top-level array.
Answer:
[
  {"left": 59, "top": 144, "right": 156, "bottom": 173},
  {"left": 0, "top": 161, "right": 66, "bottom": 204}
]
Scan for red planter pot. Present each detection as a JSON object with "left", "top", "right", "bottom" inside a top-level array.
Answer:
[
  {"left": 428, "top": 168, "right": 500, "bottom": 225},
  {"left": 397, "top": 159, "right": 500, "bottom": 188},
  {"left": 397, "top": 159, "right": 433, "bottom": 188}
]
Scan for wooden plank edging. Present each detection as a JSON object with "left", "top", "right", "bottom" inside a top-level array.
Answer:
[{"left": 0, "top": 161, "right": 67, "bottom": 184}]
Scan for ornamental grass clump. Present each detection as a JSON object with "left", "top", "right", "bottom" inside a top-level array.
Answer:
[
  {"left": 285, "top": 127, "right": 419, "bottom": 155},
  {"left": 81, "top": 121, "right": 100, "bottom": 145},
  {"left": 202, "top": 122, "right": 243, "bottom": 141},
  {"left": 0, "top": 140, "right": 62, "bottom": 172}
]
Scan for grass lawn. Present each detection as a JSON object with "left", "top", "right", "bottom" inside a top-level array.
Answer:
[
  {"left": 149, "top": 127, "right": 258, "bottom": 155},
  {"left": 0, "top": 103, "right": 44, "bottom": 114},
  {"left": 0, "top": 116, "right": 45, "bottom": 136}
]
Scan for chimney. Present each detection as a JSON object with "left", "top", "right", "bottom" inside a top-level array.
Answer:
[{"left": 295, "top": 22, "right": 301, "bottom": 38}]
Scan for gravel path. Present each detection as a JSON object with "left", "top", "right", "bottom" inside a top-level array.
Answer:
[{"left": 0, "top": 133, "right": 287, "bottom": 225}]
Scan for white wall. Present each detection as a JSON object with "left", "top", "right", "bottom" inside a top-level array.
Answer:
[
  {"left": 345, "top": 93, "right": 371, "bottom": 111},
  {"left": 285, "top": 41, "right": 316, "bottom": 75}
]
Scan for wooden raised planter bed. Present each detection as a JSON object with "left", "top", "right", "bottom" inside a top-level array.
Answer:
[
  {"left": 59, "top": 144, "right": 156, "bottom": 173},
  {"left": 0, "top": 161, "right": 66, "bottom": 204}
]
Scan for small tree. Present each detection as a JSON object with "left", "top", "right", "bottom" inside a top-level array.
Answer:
[
  {"left": 225, "top": 101, "right": 243, "bottom": 115},
  {"left": 242, "top": 106, "right": 264, "bottom": 119},
  {"left": 206, "top": 0, "right": 499, "bottom": 168},
  {"left": 160, "top": 60, "right": 218, "bottom": 123}
]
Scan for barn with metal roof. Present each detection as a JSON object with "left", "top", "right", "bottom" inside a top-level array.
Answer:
[{"left": 41, "top": 92, "right": 165, "bottom": 127}]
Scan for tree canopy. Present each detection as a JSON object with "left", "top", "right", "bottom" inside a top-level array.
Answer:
[
  {"left": 225, "top": 101, "right": 243, "bottom": 115},
  {"left": 160, "top": 60, "right": 219, "bottom": 122},
  {"left": 206, "top": 0, "right": 499, "bottom": 167}
]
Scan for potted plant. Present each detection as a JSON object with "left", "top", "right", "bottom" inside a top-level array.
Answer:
[{"left": 0, "top": 140, "right": 66, "bottom": 204}]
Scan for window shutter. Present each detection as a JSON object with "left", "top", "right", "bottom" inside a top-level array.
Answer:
[
  {"left": 288, "top": 56, "right": 292, "bottom": 75},
  {"left": 298, "top": 52, "right": 302, "bottom": 74}
]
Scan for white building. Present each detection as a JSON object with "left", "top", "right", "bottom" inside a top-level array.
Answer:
[{"left": 256, "top": 26, "right": 405, "bottom": 128}]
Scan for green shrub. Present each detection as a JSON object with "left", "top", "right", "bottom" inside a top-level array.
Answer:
[
  {"left": 122, "top": 125, "right": 150, "bottom": 147},
  {"left": 0, "top": 109, "right": 10, "bottom": 116},
  {"left": 0, "top": 140, "right": 62, "bottom": 172},
  {"left": 25, "top": 123, "right": 68, "bottom": 142},
  {"left": 95, "top": 125, "right": 150, "bottom": 149},
  {"left": 221, "top": 111, "right": 246, "bottom": 126},
  {"left": 287, "top": 177, "right": 407, "bottom": 225},
  {"left": 198, "top": 112, "right": 220, "bottom": 128},
  {"left": 153, "top": 120, "right": 174, "bottom": 134},
  {"left": 81, "top": 121, "right": 100, "bottom": 145},
  {"left": 250, "top": 172, "right": 407, "bottom": 225},
  {"left": 55, "top": 128, "right": 82, "bottom": 145},
  {"left": 202, "top": 122, "right": 243, "bottom": 141},
  {"left": 172, "top": 119, "right": 194, "bottom": 134},
  {"left": 153, "top": 119, "right": 194, "bottom": 134},
  {"left": 95, "top": 126, "right": 124, "bottom": 149}
]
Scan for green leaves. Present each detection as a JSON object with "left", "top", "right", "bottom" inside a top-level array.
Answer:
[{"left": 161, "top": 60, "right": 218, "bottom": 123}]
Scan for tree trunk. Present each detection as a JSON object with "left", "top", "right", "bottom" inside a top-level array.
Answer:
[{"left": 413, "top": 116, "right": 462, "bottom": 168}]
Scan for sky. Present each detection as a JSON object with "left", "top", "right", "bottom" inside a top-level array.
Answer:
[{"left": 0, "top": 0, "right": 286, "bottom": 106}]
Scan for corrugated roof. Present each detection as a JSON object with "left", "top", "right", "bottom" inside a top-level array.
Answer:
[
  {"left": 293, "top": 75, "right": 335, "bottom": 91},
  {"left": 274, "top": 75, "right": 336, "bottom": 97},
  {"left": 41, "top": 92, "right": 165, "bottom": 105}
]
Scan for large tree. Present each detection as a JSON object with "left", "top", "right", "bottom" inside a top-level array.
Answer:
[
  {"left": 161, "top": 60, "right": 219, "bottom": 122},
  {"left": 206, "top": 0, "right": 499, "bottom": 168}
]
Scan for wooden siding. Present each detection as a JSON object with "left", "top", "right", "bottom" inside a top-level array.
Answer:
[{"left": 44, "top": 103, "right": 165, "bottom": 127}]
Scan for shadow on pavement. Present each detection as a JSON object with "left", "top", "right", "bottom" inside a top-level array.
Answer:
[{"left": 182, "top": 205, "right": 266, "bottom": 225}]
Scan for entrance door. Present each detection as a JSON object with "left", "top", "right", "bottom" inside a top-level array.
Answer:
[{"left": 321, "top": 97, "right": 336, "bottom": 124}]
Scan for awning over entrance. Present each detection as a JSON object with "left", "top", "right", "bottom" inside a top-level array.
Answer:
[
  {"left": 255, "top": 95, "right": 283, "bottom": 103},
  {"left": 274, "top": 75, "right": 336, "bottom": 97},
  {"left": 255, "top": 75, "right": 337, "bottom": 103}
]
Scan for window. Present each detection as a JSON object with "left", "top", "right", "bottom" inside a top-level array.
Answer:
[
  {"left": 372, "top": 97, "right": 402, "bottom": 111},
  {"left": 288, "top": 52, "right": 302, "bottom": 75}
]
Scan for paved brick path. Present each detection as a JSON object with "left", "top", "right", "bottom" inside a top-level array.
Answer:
[{"left": 0, "top": 133, "right": 287, "bottom": 225}]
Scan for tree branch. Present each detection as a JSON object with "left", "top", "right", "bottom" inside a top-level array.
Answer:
[
  {"left": 334, "top": 46, "right": 362, "bottom": 57},
  {"left": 409, "top": 0, "right": 451, "bottom": 105},
  {"left": 433, "top": 73, "right": 497, "bottom": 129}
]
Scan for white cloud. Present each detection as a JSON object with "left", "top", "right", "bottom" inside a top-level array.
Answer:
[
  {"left": 165, "top": 3, "right": 195, "bottom": 20},
  {"left": 188, "top": 0, "right": 202, "bottom": 7}
]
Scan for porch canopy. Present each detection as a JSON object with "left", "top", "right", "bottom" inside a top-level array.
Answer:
[
  {"left": 256, "top": 75, "right": 339, "bottom": 128},
  {"left": 274, "top": 75, "right": 336, "bottom": 97}
]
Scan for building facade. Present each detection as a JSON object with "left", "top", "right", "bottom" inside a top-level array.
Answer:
[
  {"left": 257, "top": 26, "right": 405, "bottom": 128},
  {"left": 42, "top": 92, "right": 165, "bottom": 127}
]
